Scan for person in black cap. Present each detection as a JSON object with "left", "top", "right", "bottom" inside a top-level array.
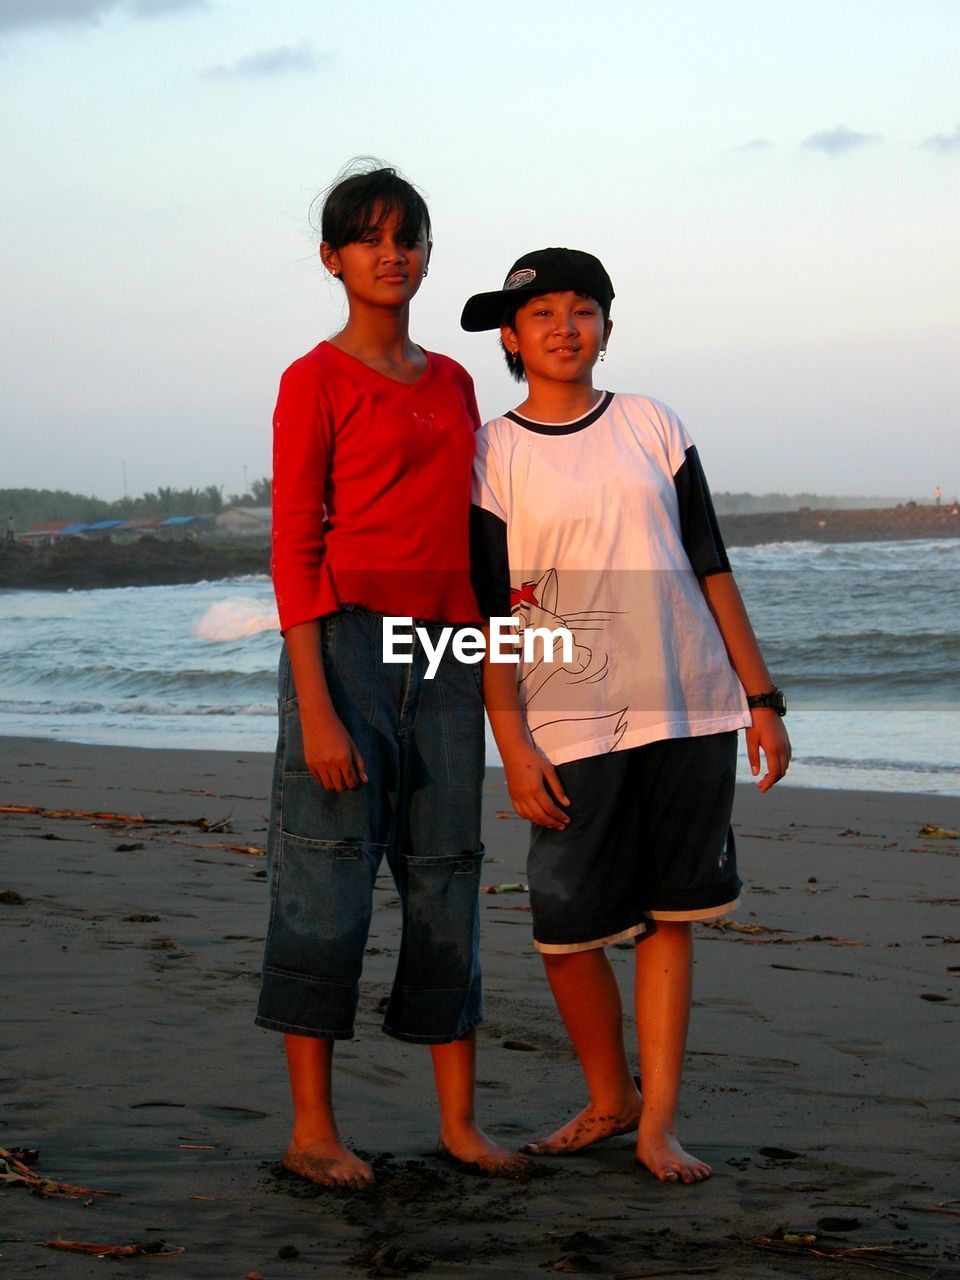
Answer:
[{"left": 465, "top": 248, "right": 791, "bottom": 1183}]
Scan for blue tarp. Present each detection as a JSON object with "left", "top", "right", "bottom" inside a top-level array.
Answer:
[
  {"left": 55, "top": 516, "right": 203, "bottom": 537},
  {"left": 56, "top": 520, "right": 125, "bottom": 536}
]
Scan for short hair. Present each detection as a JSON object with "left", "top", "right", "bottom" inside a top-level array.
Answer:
[
  {"left": 498, "top": 295, "right": 611, "bottom": 383},
  {"left": 312, "top": 158, "right": 431, "bottom": 250}
]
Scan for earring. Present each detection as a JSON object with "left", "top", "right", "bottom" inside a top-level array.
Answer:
[
  {"left": 422, "top": 266, "right": 429, "bottom": 278},
  {"left": 331, "top": 270, "right": 340, "bottom": 278},
  {"left": 599, "top": 349, "right": 606, "bottom": 362}
]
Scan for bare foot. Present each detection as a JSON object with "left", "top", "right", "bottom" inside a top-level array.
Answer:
[
  {"left": 521, "top": 1094, "right": 642, "bottom": 1156},
  {"left": 636, "top": 1124, "right": 711, "bottom": 1184},
  {"left": 282, "top": 1139, "right": 374, "bottom": 1190},
  {"left": 437, "top": 1124, "right": 530, "bottom": 1177}
]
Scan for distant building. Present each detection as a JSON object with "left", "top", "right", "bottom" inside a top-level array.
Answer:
[
  {"left": 64, "top": 519, "right": 127, "bottom": 541},
  {"left": 113, "top": 517, "right": 165, "bottom": 543},
  {"left": 20, "top": 520, "right": 74, "bottom": 546},
  {"left": 214, "top": 506, "right": 272, "bottom": 540},
  {"left": 156, "top": 515, "right": 209, "bottom": 540},
  {"left": 20, "top": 515, "right": 212, "bottom": 546}
]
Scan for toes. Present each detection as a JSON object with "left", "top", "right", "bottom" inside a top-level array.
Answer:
[
  {"left": 282, "top": 1150, "right": 373, "bottom": 1190},
  {"left": 438, "top": 1145, "right": 530, "bottom": 1177},
  {"left": 661, "top": 1160, "right": 711, "bottom": 1184},
  {"left": 484, "top": 1153, "right": 530, "bottom": 1177}
]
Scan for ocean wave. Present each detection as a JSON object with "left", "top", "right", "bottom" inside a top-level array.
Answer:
[
  {"left": 4, "top": 541, "right": 957, "bottom": 795},
  {"left": 113, "top": 700, "right": 275, "bottom": 717},
  {"left": 731, "top": 537, "right": 960, "bottom": 572},
  {"left": 0, "top": 698, "right": 275, "bottom": 718},
  {"left": 1, "top": 699, "right": 107, "bottom": 715},
  {"left": 799, "top": 755, "right": 958, "bottom": 777},
  {"left": 4, "top": 666, "right": 276, "bottom": 699},
  {"left": 196, "top": 598, "right": 279, "bottom": 641}
]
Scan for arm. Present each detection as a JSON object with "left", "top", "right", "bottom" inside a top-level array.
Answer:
[
  {"left": 470, "top": 441, "right": 569, "bottom": 829},
  {"left": 669, "top": 434, "right": 790, "bottom": 792},
  {"left": 483, "top": 635, "right": 569, "bottom": 829},
  {"left": 272, "top": 361, "right": 365, "bottom": 792},
  {"left": 284, "top": 621, "right": 367, "bottom": 792},
  {"left": 698, "top": 571, "right": 791, "bottom": 793}
]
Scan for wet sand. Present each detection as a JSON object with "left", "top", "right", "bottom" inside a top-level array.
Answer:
[{"left": 1, "top": 735, "right": 958, "bottom": 1278}]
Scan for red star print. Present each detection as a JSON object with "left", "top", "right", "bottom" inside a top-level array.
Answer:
[{"left": 510, "top": 581, "right": 540, "bottom": 608}]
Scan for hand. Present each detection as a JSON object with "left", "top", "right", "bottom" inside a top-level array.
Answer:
[
  {"left": 302, "top": 710, "right": 368, "bottom": 792},
  {"left": 746, "top": 708, "right": 791, "bottom": 793},
  {"left": 502, "top": 741, "right": 571, "bottom": 830}
]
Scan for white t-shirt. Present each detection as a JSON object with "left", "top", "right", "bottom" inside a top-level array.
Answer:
[{"left": 471, "top": 391, "right": 751, "bottom": 766}]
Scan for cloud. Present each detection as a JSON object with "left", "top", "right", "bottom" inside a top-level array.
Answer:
[
  {"left": 0, "top": 0, "right": 120, "bottom": 31},
  {"left": 736, "top": 137, "right": 772, "bottom": 151},
  {"left": 201, "top": 43, "right": 324, "bottom": 79},
  {"left": 802, "top": 126, "right": 881, "bottom": 155},
  {"left": 128, "top": 0, "right": 208, "bottom": 14},
  {"left": 921, "top": 124, "right": 960, "bottom": 154},
  {"left": 0, "top": 0, "right": 207, "bottom": 33}
]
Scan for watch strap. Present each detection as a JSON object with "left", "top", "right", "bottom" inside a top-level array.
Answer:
[{"left": 747, "top": 686, "right": 787, "bottom": 716}]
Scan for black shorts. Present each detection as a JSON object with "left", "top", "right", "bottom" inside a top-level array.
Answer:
[{"left": 528, "top": 732, "right": 741, "bottom": 953}]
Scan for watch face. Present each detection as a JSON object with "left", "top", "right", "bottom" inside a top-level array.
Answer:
[{"left": 749, "top": 689, "right": 787, "bottom": 715}]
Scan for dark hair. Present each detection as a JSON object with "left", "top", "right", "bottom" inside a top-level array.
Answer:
[
  {"left": 312, "top": 158, "right": 431, "bottom": 251},
  {"left": 498, "top": 295, "right": 612, "bottom": 383}
]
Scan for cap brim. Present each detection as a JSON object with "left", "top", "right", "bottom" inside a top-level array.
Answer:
[{"left": 460, "top": 289, "right": 533, "bottom": 332}]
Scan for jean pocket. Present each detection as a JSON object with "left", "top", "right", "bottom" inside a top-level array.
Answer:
[
  {"left": 320, "top": 612, "right": 340, "bottom": 660},
  {"left": 397, "top": 845, "right": 484, "bottom": 989},
  {"left": 263, "top": 832, "right": 385, "bottom": 981},
  {"left": 280, "top": 697, "right": 307, "bottom": 772},
  {"left": 277, "top": 645, "right": 295, "bottom": 709}
]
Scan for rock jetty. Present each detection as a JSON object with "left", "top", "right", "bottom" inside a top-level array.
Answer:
[{"left": 1, "top": 503, "right": 956, "bottom": 591}]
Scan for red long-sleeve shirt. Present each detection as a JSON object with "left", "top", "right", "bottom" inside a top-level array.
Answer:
[{"left": 271, "top": 341, "right": 482, "bottom": 633}]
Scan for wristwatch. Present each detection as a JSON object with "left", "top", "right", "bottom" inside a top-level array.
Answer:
[{"left": 747, "top": 686, "right": 787, "bottom": 717}]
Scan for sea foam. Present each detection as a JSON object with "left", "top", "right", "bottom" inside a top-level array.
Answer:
[{"left": 196, "top": 598, "right": 280, "bottom": 641}]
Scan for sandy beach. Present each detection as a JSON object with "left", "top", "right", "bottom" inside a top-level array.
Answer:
[{"left": 2, "top": 736, "right": 958, "bottom": 1278}]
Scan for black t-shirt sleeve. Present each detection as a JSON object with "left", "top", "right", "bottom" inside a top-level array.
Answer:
[
  {"left": 673, "top": 445, "right": 731, "bottom": 576},
  {"left": 470, "top": 505, "right": 511, "bottom": 619}
]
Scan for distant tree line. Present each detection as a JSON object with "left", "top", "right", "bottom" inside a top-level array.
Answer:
[
  {"left": 4, "top": 482, "right": 917, "bottom": 530},
  {"left": 2, "top": 479, "right": 272, "bottom": 528},
  {"left": 711, "top": 491, "right": 910, "bottom": 515}
]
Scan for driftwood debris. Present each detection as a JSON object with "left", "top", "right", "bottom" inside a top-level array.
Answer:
[
  {"left": 0, "top": 804, "right": 231, "bottom": 832},
  {"left": 738, "top": 1232, "right": 944, "bottom": 1277},
  {"left": 918, "top": 823, "right": 958, "bottom": 840},
  {"left": 0, "top": 1148, "right": 118, "bottom": 1200},
  {"left": 171, "top": 838, "right": 264, "bottom": 856},
  {"left": 701, "top": 918, "right": 784, "bottom": 936},
  {"left": 45, "top": 1238, "right": 185, "bottom": 1257}
]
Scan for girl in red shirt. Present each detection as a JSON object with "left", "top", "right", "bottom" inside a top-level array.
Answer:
[{"left": 257, "top": 164, "right": 526, "bottom": 1186}]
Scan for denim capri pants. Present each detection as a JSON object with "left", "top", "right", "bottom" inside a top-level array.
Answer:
[{"left": 255, "top": 606, "right": 486, "bottom": 1044}]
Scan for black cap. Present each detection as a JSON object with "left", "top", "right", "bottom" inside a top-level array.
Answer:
[{"left": 460, "top": 247, "right": 615, "bottom": 332}]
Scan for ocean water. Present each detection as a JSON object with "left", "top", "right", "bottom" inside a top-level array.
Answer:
[{"left": 1, "top": 540, "right": 957, "bottom": 795}]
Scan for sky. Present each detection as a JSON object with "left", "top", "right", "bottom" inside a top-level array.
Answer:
[{"left": 1, "top": 0, "right": 957, "bottom": 502}]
